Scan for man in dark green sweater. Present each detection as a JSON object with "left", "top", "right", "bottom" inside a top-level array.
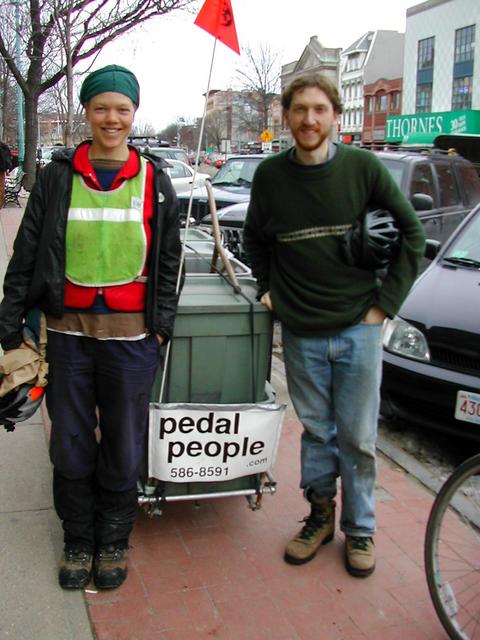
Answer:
[{"left": 244, "top": 73, "right": 425, "bottom": 578}]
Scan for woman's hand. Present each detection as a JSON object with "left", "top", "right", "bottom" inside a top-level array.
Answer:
[{"left": 156, "top": 334, "right": 165, "bottom": 346}]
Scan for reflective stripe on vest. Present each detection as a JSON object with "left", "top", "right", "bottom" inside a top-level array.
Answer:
[{"left": 66, "top": 157, "right": 147, "bottom": 287}]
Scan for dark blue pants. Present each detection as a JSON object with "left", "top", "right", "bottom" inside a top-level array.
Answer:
[{"left": 46, "top": 332, "right": 160, "bottom": 549}]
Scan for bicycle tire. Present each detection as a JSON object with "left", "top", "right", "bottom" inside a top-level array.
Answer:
[{"left": 425, "top": 453, "right": 480, "bottom": 640}]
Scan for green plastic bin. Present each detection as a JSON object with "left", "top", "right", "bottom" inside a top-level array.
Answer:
[
  {"left": 151, "top": 276, "right": 272, "bottom": 404},
  {"left": 184, "top": 253, "right": 251, "bottom": 277}
]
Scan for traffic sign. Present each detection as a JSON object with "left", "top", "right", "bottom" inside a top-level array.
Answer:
[{"left": 260, "top": 129, "right": 273, "bottom": 143}]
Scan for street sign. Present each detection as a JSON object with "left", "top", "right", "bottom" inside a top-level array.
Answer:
[{"left": 260, "top": 129, "right": 273, "bottom": 143}]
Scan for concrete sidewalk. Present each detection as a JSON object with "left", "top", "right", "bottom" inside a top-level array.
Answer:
[
  {"left": 0, "top": 202, "right": 449, "bottom": 640},
  {"left": 0, "top": 204, "right": 93, "bottom": 640}
]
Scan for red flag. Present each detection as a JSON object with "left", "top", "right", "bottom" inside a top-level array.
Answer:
[{"left": 194, "top": 0, "right": 240, "bottom": 55}]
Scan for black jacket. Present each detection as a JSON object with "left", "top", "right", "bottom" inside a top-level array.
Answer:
[
  {"left": 0, "top": 142, "right": 13, "bottom": 172},
  {"left": 0, "top": 146, "right": 183, "bottom": 350}
]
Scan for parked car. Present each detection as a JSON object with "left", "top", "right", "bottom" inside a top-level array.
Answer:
[
  {"left": 163, "top": 159, "right": 210, "bottom": 195},
  {"left": 200, "top": 147, "right": 480, "bottom": 264},
  {"left": 143, "top": 145, "right": 191, "bottom": 166},
  {"left": 126, "top": 137, "right": 191, "bottom": 166},
  {"left": 381, "top": 202, "right": 480, "bottom": 440},
  {"left": 372, "top": 148, "right": 480, "bottom": 244},
  {"left": 177, "top": 154, "right": 267, "bottom": 222}
]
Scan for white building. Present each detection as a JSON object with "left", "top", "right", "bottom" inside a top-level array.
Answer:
[
  {"left": 402, "top": 0, "right": 480, "bottom": 114},
  {"left": 340, "top": 30, "right": 405, "bottom": 144}
]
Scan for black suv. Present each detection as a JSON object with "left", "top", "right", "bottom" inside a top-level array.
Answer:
[
  {"left": 198, "top": 148, "right": 480, "bottom": 263},
  {"left": 373, "top": 148, "right": 480, "bottom": 244}
]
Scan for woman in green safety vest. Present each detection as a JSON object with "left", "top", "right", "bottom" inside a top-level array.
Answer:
[{"left": 0, "top": 65, "right": 183, "bottom": 591}]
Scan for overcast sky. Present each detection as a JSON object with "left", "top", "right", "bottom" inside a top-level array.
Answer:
[{"left": 96, "top": 0, "right": 418, "bottom": 131}]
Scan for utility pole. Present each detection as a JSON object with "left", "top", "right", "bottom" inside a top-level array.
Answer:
[{"left": 14, "top": 0, "right": 25, "bottom": 165}]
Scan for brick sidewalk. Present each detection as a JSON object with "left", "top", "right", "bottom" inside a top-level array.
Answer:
[{"left": 84, "top": 409, "right": 447, "bottom": 640}]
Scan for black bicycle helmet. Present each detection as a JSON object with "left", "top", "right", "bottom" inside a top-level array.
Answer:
[
  {"left": 0, "top": 383, "right": 45, "bottom": 432},
  {"left": 340, "top": 208, "right": 400, "bottom": 270}
]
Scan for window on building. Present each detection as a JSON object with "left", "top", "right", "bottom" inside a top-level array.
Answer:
[
  {"left": 454, "top": 25, "right": 475, "bottom": 63},
  {"left": 348, "top": 53, "right": 360, "bottom": 72},
  {"left": 390, "top": 92, "right": 401, "bottom": 112},
  {"left": 452, "top": 76, "right": 473, "bottom": 110},
  {"left": 435, "top": 164, "right": 460, "bottom": 207},
  {"left": 416, "top": 37, "right": 434, "bottom": 113},
  {"left": 418, "top": 37, "right": 435, "bottom": 70},
  {"left": 416, "top": 83, "right": 432, "bottom": 113},
  {"left": 452, "top": 25, "right": 475, "bottom": 111},
  {"left": 366, "top": 96, "right": 373, "bottom": 113},
  {"left": 375, "top": 94, "right": 388, "bottom": 112}
]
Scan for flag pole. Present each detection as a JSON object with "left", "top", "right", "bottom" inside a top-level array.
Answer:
[
  {"left": 176, "top": 35, "right": 218, "bottom": 285},
  {"left": 159, "top": 36, "right": 218, "bottom": 404}
]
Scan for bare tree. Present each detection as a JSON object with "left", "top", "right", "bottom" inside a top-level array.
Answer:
[
  {"left": 0, "top": 0, "right": 196, "bottom": 188},
  {"left": 236, "top": 43, "right": 281, "bottom": 132},
  {"left": 0, "top": 14, "right": 17, "bottom": 143},
  {"left": 39, "top": 75, "right": 87, "bottom": 145},
  {"left": 131, "top": 120, "right": 156, "bottom": 137},
  {"left": 158, "top": 122, "right": 179, "bottom": 145},
  {"left": 204, "top": 110, "right": 225, "bottom": 151}
]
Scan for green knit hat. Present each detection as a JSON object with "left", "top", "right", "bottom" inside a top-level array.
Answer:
[{"left": 79, "top": 65, "right": 140, "bottom": 107}]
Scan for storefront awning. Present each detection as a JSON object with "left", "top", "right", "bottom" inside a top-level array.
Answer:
[{"left": 401, "top": 131, "right": 438, "bottom": 146}]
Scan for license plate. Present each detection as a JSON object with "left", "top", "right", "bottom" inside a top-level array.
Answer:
[{"left": 455, "top": 390, "right": 480, "bottom": 425}]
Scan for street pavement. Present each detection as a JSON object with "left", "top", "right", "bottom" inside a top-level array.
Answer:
[{"left": 0, "top": 200, "right": 450, "bottom": 640}]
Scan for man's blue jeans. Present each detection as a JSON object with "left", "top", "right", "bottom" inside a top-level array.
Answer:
[{"left": 282, "top": 322, "right": 383, "bottom": 537}]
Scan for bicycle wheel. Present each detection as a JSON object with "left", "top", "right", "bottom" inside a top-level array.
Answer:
[{"left": 425, "top": 453, "right": 480, "bottom": 640}]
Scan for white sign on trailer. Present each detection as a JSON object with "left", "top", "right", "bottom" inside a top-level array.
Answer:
[{"left": 148, "top": 402, "right": 286, "bottom": 482}]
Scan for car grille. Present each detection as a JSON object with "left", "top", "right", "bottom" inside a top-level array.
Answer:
[
  {"left": 178, "top": 199, "right": 208, "bottom": 222},
  {"left": 430, "top": 347, "right": 480, "bottom": 376}
]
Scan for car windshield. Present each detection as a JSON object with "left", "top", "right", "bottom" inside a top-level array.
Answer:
[
  {"left": 442, "top": 208, "right": 480, "bottom": 267},
  {"left": 377, "top": 158, "right": 405, "bottom": 188},
  {"left": 212, "top": 157, "right": 263, "bottom": 187}
]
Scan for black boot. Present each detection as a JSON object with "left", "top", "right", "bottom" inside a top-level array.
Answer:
[
  {"left": 53, "top": 470, "right": 95, "bottom": 588},
  {"left": 93, "top": 486, "right": 137, "bottom": 589},
  {"left": 58, "top": 547, "right": 93, "bottom": 589}
]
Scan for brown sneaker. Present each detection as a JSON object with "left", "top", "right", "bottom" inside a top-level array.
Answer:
[
  {"left": 58, "top": 547, "right": 93, "bottom": 589},
  {"left": 93, "top": 545, "right": 128, "bottom": 590},
  {"left": 284, "top": 496, "right": 335, "bottom": 565},
  {"left": 345, "top": 536, "right": 375, "bottom": 577}
]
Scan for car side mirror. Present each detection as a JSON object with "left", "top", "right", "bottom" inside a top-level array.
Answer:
[
  {"left": 411, "top": 192, "right": 434, "bottom": 211},
  {"left": 424, "top": 238, "right": 441, "bottom": 260}
]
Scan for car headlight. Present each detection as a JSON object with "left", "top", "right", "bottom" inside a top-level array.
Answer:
[{"left": 383, "top": 317, "right": 430, "bottom": 362}]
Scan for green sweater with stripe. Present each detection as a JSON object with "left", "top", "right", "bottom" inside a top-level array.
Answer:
[{"left": 243, "top": 144, "right": 426, "bottom": 336}]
